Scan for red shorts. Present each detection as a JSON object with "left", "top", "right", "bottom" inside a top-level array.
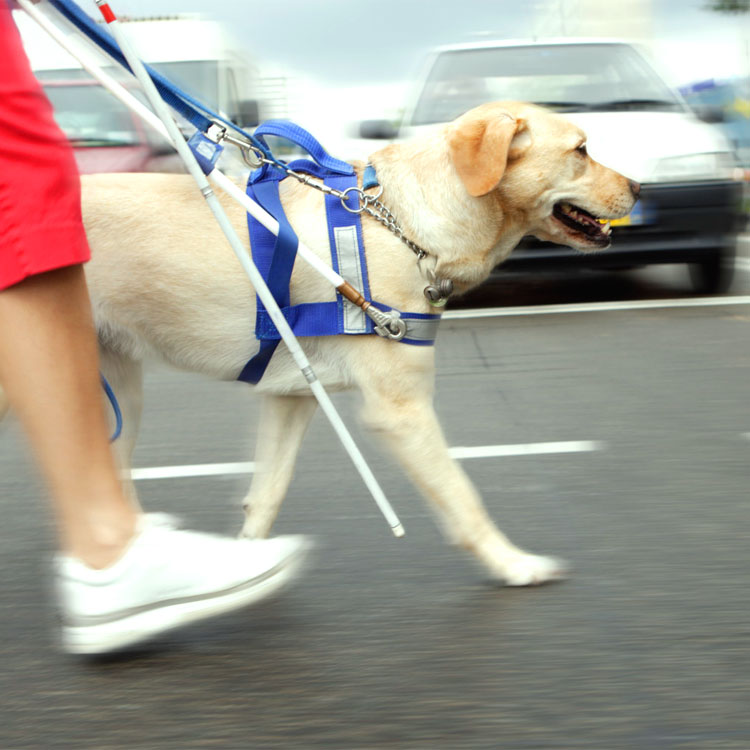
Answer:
[{"left": 0, "top": 4, "right": 90, "bottom": 291}]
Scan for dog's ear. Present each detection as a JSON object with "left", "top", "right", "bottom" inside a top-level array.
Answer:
[{"left": 448, "top": 111, "right": 528, "bottom": 197}]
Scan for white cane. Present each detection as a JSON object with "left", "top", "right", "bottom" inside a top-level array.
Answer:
[
  {"left": 19, "top": 0, "right": 404, "bottom": 537},
  {"left": 17, "top": 1, "right": 406, "bottom": 335}
]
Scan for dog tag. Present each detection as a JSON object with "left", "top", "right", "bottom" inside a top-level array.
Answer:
[{"left": 188, "top": 131, "right": 225, "bottom": 175}]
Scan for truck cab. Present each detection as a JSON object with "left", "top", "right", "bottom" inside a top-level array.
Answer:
[{"left": 14, "top": 11, "right": 260, "bottom": 174}]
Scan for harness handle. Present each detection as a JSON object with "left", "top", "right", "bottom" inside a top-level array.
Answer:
[{"left": 251, "top": 120, "right": 354, "bottom": 182}]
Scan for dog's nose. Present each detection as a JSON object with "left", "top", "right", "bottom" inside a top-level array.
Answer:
[{"left": 629, "top": 179, "right": 641, "bottom": 199}]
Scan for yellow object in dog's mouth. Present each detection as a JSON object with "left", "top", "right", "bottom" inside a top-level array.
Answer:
[{"left": 553, "top": 202, "right": 611, "bottom": 246}]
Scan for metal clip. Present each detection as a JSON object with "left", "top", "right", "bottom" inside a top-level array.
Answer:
[
  {"left": 219, "top": 131, "right": 266, "bottom": 169},
  {"left": 420, "top": 265, "right": 453, "bottom": 307},
  {"left": 206, "top": 123, "right": 227, "bottom": 143},
  {"left": 366, "top": 307, "right": 407, "bottom": 341},
  {"left": 240, "top": 144, "right": 264, "bottom": 169}
]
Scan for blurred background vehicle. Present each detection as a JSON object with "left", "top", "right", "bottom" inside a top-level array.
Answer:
[
  {"left": 681, "top": 76, "right": 750, "bottom": 170},
  {"left": 13, "top": 1, "right": 750, "bottom": 294},
  {"left": 363, "top": 39, "right": 746, "bottom": 294},
  {"left": 38, "top": 72, "right": 179, "bottom": 173},
  {"left": 13, "top": 12, "right": 261, "bottom": 175}
]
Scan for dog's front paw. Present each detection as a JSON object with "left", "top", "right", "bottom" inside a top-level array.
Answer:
[
  {"left": 502, "top": 554, "right": 569, "bottom": 586},
  {"left": 239, "top": 512, "right": 272, "bottom": 540}
]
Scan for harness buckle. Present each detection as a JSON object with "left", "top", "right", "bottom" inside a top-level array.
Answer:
[{"left": 366, "top": 307, "right": 407, "bottom": 341}]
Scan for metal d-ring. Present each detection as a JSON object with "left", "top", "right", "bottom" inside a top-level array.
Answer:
[{"left": 340, "top": 186, "right": 367, "bottom": 214}]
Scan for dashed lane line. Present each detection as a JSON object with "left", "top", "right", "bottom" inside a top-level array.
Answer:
[
  {"left": 129, "top": 440, "right": 605, "bottom": 481},
  {"left": 442, "top": 296, "right": 750, "bottom": 320}
]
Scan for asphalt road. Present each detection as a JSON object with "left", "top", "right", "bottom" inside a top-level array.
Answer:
[{"left": 1, "top": 255, "right": 749, "bottom": 749}]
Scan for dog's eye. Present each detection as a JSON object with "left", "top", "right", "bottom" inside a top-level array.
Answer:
[{"left": 576, "top": 143, "right": 588, "bottom": 157}]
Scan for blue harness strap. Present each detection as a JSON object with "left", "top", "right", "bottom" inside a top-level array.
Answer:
[
  {"left": 250, "top": 120, "right": 354, "bottom": 182},
  {"left": 323, "top": 173, "right": 373, "bottom": 336},
  {"left": 236, "top": 173, "right": 299, "bottom": 384},
  {"left": 237, "top": 122, "right": 440, "bottom": 385},
  {"left": 238, "top": 122, "right": 358, "bottom": 384}
]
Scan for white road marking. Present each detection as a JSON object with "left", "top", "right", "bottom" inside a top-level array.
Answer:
[
  {"left": 129, "top": 441, "right": 604, "bottom": 481},
  {"left": 448, "top": 440, "right": 604, "bottom": 459},
  {"left": 130, "top": 461, "right": 255, "bottom": 480},
  {"left": 442, "top": 296, "right": 750, "bottom": 320}
]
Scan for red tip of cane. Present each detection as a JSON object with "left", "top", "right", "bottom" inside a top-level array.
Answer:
[{"left": 98, "top": 3, "right": 116, "bottom": 23}]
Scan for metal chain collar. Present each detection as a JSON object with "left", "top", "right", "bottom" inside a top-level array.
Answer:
[
  {"left": 233, "top": 139, "right": 430, "bottom": 261},
  {"left": 221, "top": 133, "right": 453, "bottom": 307}
]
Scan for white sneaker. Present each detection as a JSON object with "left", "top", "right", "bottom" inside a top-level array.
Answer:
[{"left": 55, "top": 516, "right": 311, "bottom": 655}]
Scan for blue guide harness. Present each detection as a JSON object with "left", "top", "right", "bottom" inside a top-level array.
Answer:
[{"left": 235, "top": 121, "right": 442, "bottom": 385}]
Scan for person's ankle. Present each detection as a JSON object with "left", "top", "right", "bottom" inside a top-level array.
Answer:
[{"left": 63, "top": 511, "right": 139, "bottom": 569}]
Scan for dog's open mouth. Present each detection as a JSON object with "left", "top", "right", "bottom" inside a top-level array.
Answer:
[{"left": 552, "top": 202, "right": 612, "bottom": 247}]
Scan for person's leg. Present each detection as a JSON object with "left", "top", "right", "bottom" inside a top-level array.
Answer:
[
  {"left": 0, "top": 264, "right": 311, "bottom": 655},
  {"left": 0, "top": 5, "right": 132, "bottom": 565},
  {"left": 0, "top": 7, "right": 309, "bottom": 654},
  {"left": 0, "top": 264, "right": 138, "bottom": 568}
]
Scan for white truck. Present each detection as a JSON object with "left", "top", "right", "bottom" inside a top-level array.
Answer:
[{"left": 14, "top": 11, "right": 260, "bottom": 173}]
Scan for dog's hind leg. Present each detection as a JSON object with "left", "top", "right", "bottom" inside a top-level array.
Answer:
[
  {"left": 98, "top": 346, "right": 144, "bottom": 501},
  {"left": 359, "top": 378, "right": 567, "bottom": 586},
  {"left": 240, "top": 394, "right": 317, "bottom": 539}
]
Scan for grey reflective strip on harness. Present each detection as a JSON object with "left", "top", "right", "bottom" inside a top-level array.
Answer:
[
  {"left": 401, "top": 316, "right": 442, "bottom": 343},
  {"left": 333, "top": 226, "right": 368, "bottom": 334}
]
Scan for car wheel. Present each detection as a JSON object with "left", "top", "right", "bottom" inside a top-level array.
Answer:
[{"left": 688, "top": 246, "right": 736, "bottom": 294}]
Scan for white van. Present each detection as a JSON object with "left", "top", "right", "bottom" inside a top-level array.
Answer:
[{"left": 369, "top": 40, "right": 744, "bottom": 293}]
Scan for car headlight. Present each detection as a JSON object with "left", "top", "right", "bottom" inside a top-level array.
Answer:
[{"left": 649, "top": 152, "right": 736, "bottom": 182}]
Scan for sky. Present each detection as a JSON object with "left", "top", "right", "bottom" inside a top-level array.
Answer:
[
  {"left": 19, "top": 0, "right": 750, "bottom": 151},
  {"left": 107, "top": 0, "right": 749, "bottom": 88}
]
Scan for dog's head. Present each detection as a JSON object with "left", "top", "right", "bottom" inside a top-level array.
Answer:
[{"left": 446, "top": 101, "right": 639, "bottom": 251}]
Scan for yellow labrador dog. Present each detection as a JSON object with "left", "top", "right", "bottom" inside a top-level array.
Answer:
[{"left": 1, "top": 102, "right": 638, "bottom": 585}]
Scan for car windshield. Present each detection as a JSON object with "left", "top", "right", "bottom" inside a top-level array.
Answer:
[
  {"left": 40, "top": 72, "right": 142, "bottom": 147},
  {"left": 37, "top": 62, "right": 219, "bottom": 147},
  {"left": 411, "top": 43, "right": 684, "bottom": 125}
]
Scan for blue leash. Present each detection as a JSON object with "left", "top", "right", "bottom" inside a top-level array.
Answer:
[{"left": 100, "top": 374, "right": 122, "bottom": 442}]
